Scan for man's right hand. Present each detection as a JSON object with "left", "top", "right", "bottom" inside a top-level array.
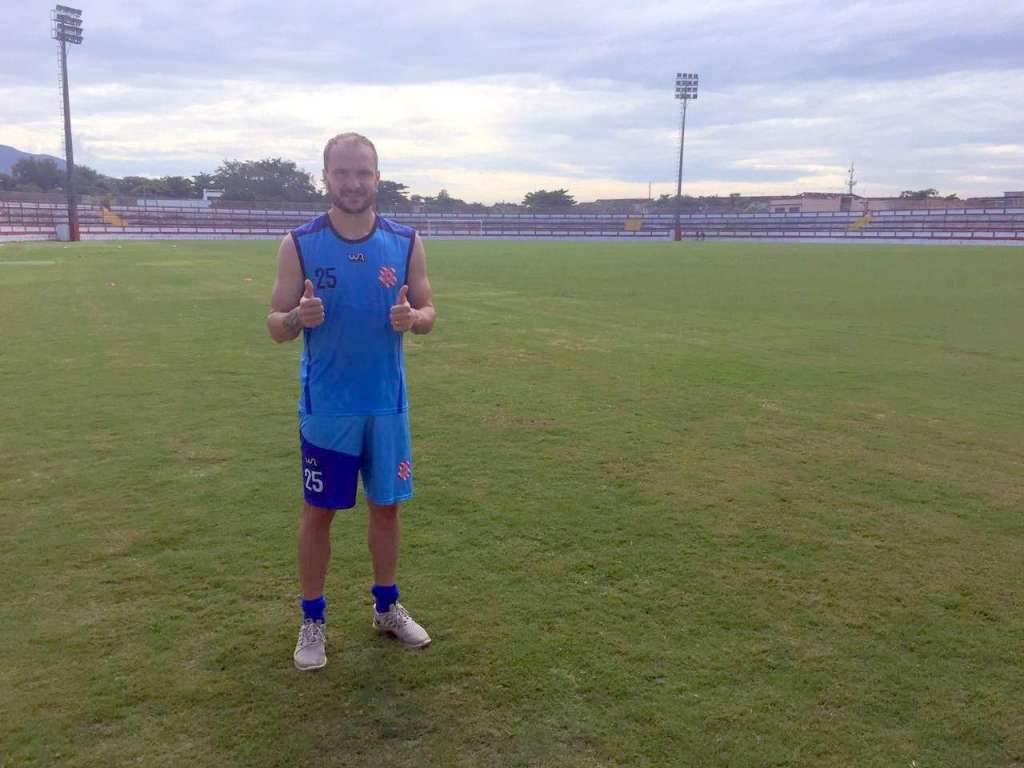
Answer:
[{"left": 297, "top": 279, "right": 325, "bottom": 328}]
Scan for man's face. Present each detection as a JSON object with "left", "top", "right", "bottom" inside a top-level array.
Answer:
[{"left": 323, "top": 142, "right": 379, "bottom": 214}]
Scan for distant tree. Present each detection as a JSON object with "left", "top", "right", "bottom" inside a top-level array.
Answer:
[
  {"left": 376, "top": 179, "right": 410, "bottom": 212},
  {"left": 0, "top": 172, "right": 15, "bottom": 191},
  {"left": 118, "top": 176, "right": 162, "bottom": 197},
  {"left": 72, "top": 164, "right": 118, "bottom": 196},
  {"left": 413, "top": 189, "right": 478, "bottom": 213},
  {"left": 899, "top": 188, "right": 940, "bottom": 200},
  {"left": 193, "top": 172, "right": 216, "bottom": 196},
  {"left": 431, "top": 189, "right": 460, "bottom": 213},
  {"left": 4, "top": 161, "right": 206, "bottom": 199},
  {"left": 157, "top": 176, "right": 197, "bottom": 198},
  {"left": 12, "top": 157, "right": 64, "bottom": 191},
  {"left": 523, "top": 188, "right": 576, "bottom": 210},
  {"left": 650, "top": 194, "right": 699, "bottom": 213},
  {"left": 491, "top": 201, "right": 524, "bottom": 213},
  {"left": 214, "top": 158, "right": 320, "bottom": 202}
]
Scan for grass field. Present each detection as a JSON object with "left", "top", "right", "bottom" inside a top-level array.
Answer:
[{"left": 1, "top": 238, "right": 1022, "bottom": 768}]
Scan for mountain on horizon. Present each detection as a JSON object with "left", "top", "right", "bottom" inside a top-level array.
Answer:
[{"left": 0, "top": 144, "right": 66, "bottom": 175}]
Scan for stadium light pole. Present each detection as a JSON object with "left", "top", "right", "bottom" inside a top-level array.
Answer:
[
  {"left": 673, "top": 72, "right": 698, "bottom": 242},
  {"left": 51, "top": 5, "right": 83, "bottom": 242}
]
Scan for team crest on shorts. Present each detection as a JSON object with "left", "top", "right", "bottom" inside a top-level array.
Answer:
[
  {"left": 397, "top": 460, "right": 411, "bottom": 481},
  {"left": 379, "top": 266, "right": 398, "bottom": 288}
]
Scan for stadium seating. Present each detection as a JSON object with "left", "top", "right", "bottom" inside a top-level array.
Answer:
[{"left": 2, "top": 199, "right": 1023, "bottom": 242}]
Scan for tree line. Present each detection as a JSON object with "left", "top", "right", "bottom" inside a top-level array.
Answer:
[
  {"left": 8, "top": 155, "right": 948, "bottom": 212},
  {"left": 0, "top": 156, "right": 586, "bottom": 212},
  {"left": 1, "top": 156, "right": 324, "bottom": 203}
]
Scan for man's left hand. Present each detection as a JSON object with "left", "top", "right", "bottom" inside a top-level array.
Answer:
[{"left": 390, "top": 285, "right": 418, "bottom": 333}]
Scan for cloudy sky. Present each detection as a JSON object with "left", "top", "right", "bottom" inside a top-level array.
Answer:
[{"left": 2, "top": 0, "right": 1022, "bottom": 203}]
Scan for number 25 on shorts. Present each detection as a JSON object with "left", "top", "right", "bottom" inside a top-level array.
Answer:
[{"left": 304, "top": 468, "right": 324, "bottom": 493}]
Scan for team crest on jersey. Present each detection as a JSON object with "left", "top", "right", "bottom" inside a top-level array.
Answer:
[
  {"left": 379, "top": 266, "right": 398, "bottom": 288},
  {"left": 348, "top": 252, "right": 365, "bottom": 262}
]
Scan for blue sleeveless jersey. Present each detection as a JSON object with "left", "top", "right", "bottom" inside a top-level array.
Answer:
[{"left": 290, "top": 214, "right": 416, "bottom": 416}]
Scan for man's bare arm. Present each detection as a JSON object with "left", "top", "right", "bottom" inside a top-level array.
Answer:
[
  {"left": 407, "top": 234, "right": 436, "bottom": 335},
  {"left": 267, "top": 235, "right": 324, "bottom": 342}
]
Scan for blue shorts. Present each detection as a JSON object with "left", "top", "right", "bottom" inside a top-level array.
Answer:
[{"left": 299, "top": 412, "right": 413, "bottom": 510}]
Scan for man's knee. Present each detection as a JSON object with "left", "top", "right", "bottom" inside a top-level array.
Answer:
[
  {"left": 302, "top": 503, "right": 336, "bottom": 530},
  {"left": 368, "top": 501, "right": 399, "bottom": 521}
]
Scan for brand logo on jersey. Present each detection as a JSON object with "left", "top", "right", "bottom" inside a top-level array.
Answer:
[
  {"left": 305, "top": 457, "right": 319, "bottom": 467},
  {"left": 348, "top": 252, "right": 366, "bottom": 262},
  {"left": 379, "top": 266, "right": 398, "bottom": 288},
  {"left": 397, "top": 460, "right": 411, "bottom": 481}
]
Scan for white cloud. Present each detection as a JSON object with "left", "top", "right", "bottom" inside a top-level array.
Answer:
[{"left": 2, "top": 1, "right": 1023, "bottom": 201}]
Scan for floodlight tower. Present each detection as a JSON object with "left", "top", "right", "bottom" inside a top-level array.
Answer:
[
  {"left": 673, "top": 72, "right": 698, "bottom": 242},
  {"left": 51, "top": 5, "right": 83, "bottom": 242}
]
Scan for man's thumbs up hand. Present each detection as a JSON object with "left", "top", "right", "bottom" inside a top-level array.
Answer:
[
  {"left": 298, "top": 278, "right": 325, "bottom": 328},
  {"left": 390, "top": 284, "right": 417, "bottom": 333}
]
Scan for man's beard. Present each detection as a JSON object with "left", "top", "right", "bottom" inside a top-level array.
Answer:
[{"left": 330, "top": 186, "right": 377, "bottom": 215}]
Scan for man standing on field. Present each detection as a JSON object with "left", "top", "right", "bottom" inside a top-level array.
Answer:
[{"left": 266, "top": 132, "right": 436, "bottom": 671}]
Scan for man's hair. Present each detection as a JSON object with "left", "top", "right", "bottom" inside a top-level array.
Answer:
[{"left": 323, "top": 132, "right": 378, "bottom": 170}]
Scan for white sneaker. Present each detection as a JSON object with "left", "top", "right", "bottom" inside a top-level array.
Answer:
[
  {"left": 293, "top": 620, "right": 327, "bottom": 670},
  {"left": 373, "top": 602, "right": 431, "bottom": 648}
]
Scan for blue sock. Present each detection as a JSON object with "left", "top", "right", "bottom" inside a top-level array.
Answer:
[
  {"left": 301, "top": 595, "right": 327, "bottom": 623},
  {"left": 371, "top": 584, "right": 399, "bottom": 614}
]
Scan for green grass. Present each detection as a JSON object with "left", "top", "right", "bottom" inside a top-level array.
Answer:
[{"left": 1, "top": 238, "right": 1022, "bottom": 768}]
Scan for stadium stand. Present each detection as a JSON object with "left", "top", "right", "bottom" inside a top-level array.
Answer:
[{"left": 2, "top": 199, "right": 1023, "bottom": 242}]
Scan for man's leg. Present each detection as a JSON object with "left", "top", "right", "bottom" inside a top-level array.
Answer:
[
  {"left": 367, "top": 501, "right": 399, "bottom": 587},
  {"left": 364, "top": 414, "right": 428, "bottom": 647},
  {"left": 293, "top": 416, "right": 361, "bottom": 670},
  {"left": 367, "top": 500, "right": 430, "bottom": 648},
  {"left": 299, "top": 502, "right": 336, "bottom": 599},
  {"left": 294, "top": 502, "right": 334, "bottom": 671}
]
